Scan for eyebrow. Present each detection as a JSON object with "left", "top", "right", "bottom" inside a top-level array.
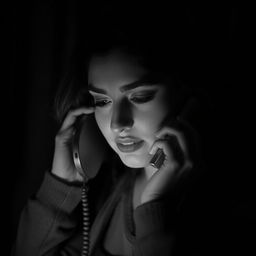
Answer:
[{"left": 88, "top": 78, "right": 158, "bottom": 94}]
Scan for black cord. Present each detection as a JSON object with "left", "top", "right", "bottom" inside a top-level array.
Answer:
[{"left": 81, "top": 182, "right": 90, "bottom": 256}]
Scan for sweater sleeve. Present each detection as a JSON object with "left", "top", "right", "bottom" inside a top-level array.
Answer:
[
  {"left": 12, "top": 171, "right": 83, "bottom": 256},
  {"left": 133, "top": 198, "right": 177, "bottom": 256}
]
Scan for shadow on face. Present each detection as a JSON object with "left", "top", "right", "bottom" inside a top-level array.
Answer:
[{"left": 88, "top": 49, "right": 178, "bottom": 168}]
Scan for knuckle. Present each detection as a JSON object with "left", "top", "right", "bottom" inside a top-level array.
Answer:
[
  {"left": 166, "top": 159, "right": 180, "bottom": 172},
  {"left": 154, "top": 139, "right": 165, "bottom": 148},
  {"left": 55, "top": 132, "right": 64, "bottom": 142},
  {"left": 55, "top": 128, "right": 73, "bottom": 142}
]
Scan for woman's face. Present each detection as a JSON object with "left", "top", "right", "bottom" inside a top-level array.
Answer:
[{"left": 88, "top": 49, "right": 172, "bottom": 168}]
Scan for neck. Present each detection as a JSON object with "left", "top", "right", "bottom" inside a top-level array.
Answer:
[{"left": 137, "top": 165, "right": 158, "bottom": 181}]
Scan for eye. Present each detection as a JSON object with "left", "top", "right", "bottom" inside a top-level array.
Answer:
[
  {"left": 94, "top": 99, "right": 111, "bottom": 108},
  {"left": 130, "top": 92, "right": 156, "bottom": 104}
]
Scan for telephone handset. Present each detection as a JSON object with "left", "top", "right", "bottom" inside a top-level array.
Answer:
[
  {"left": 72, "top": 113, "right": 109, "bottom": 256},
  {"left": 72, "top": 114, "right": 108, "bottom": 183}
]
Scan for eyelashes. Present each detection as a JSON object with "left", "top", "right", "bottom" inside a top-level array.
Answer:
[
  {"left": 94, "top": 91, "right": 157, "bottom": 108},
  {"left": 130, "top": 93, "right": 155, "bottom": 103},
  {"left": 94, "top": 99, "right": 111, "bottom": 107}
]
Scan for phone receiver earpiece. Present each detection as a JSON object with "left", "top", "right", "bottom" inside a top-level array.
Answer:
[{"left": 72, "top": 114, "right": 107, "bottom": 182}]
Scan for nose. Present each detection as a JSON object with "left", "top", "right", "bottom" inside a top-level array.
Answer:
[{"left": 110, "top": 99, "right": 134, "bottom": 133}]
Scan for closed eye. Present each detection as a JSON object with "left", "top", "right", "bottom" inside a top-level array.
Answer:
[
  {"left": 130, "top": 91, "right": 157, "bottom": 104},
  {"left": 89, "top": 91, "right": 112, "bottom": 108},
  {"left": 94, "top": 99, "right": 112, "bottom": 107}
]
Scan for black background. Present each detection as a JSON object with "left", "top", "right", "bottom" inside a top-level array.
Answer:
[{"left": 4, "top": 1, "right": 255, "bottom": 254}]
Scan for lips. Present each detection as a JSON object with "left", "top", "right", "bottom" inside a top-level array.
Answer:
[{"left": 115, "top": 136, "right": 144, "bottom": 153}]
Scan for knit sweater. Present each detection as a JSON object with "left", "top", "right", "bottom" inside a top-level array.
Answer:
[{"left": 12, "top": 168, "right": 208, "bottom": 256}]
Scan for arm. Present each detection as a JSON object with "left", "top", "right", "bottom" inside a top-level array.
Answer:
[
  {"left": 12, "top": 107, "right": 97, "bottom": 256},
  {"left": 132, "top": 114, "right": 201, "bottom": 255},
  {"left": 133, "top": 187, "right": 208, "bottom": 256},
  {"left": 12, "top": 171, "right": 82, "bottom": 256}
]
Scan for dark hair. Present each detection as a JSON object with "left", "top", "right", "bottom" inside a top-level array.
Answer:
[{"left": 53, "top": 26, "right": 195, "bottom": 124}]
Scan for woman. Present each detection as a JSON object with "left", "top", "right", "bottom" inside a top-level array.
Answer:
[{"left": 12, "top": 31, "right": 212, "bottom": 256}]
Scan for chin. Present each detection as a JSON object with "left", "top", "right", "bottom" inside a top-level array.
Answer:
[{"left": 119, "top": 154, "right": 150, "bottom": 169}]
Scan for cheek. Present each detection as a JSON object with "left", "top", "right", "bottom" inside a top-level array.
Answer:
[
  {"left": 136, "top": 103, "right": 170, "bottom": 138},
  {"left": 95, "top": 111, "right": 126, "bottom": 157},
  {"left": 94, "top": 111, "right": 115, "bottom": 146}
]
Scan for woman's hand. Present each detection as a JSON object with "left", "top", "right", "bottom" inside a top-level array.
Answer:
[
  {"left": 51, "top": 107, "right": 95, "bottom": 182},
  {"left": 141, "top": 118, "right": 197, "bottom": 204}
]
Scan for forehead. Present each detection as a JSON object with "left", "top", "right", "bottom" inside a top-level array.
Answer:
[{"left": 88, "top": 50, "right": 148, "bottom": 89}]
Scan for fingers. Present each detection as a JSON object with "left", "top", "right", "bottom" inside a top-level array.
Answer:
[
  {"left": 149, "top": 138, "right": 179, "bottom": 171},
  {"left": 60, "top": 107, "right": 95, "bottom": 132},
  {"left": 55, "top": 126, "right": 75, "bottom": 145},
  {"left": 149, "top": 124, "right": 193, "bottom": 173},
  {"left": 155, "top": 127, "right": 188, "bottom": 157},
  {"left": 150, "top": 139, "right": 171, "bottom": 158}
]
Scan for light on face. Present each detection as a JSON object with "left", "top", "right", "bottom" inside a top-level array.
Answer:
[{"left": 87, "top": 51, "right": 172, "bottom": 169}]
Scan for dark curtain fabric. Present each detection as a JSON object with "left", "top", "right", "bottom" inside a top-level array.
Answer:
[
  {"left": 7, "top": 1, "right": 81, "bottom": 253},
  {"left": 5, "top": 1, "right": 254, "bottom": 254}
]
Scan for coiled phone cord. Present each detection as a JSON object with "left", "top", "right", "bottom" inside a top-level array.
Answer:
[{"left": 81, "top": 182, "right": 90, "bottom": 256}]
